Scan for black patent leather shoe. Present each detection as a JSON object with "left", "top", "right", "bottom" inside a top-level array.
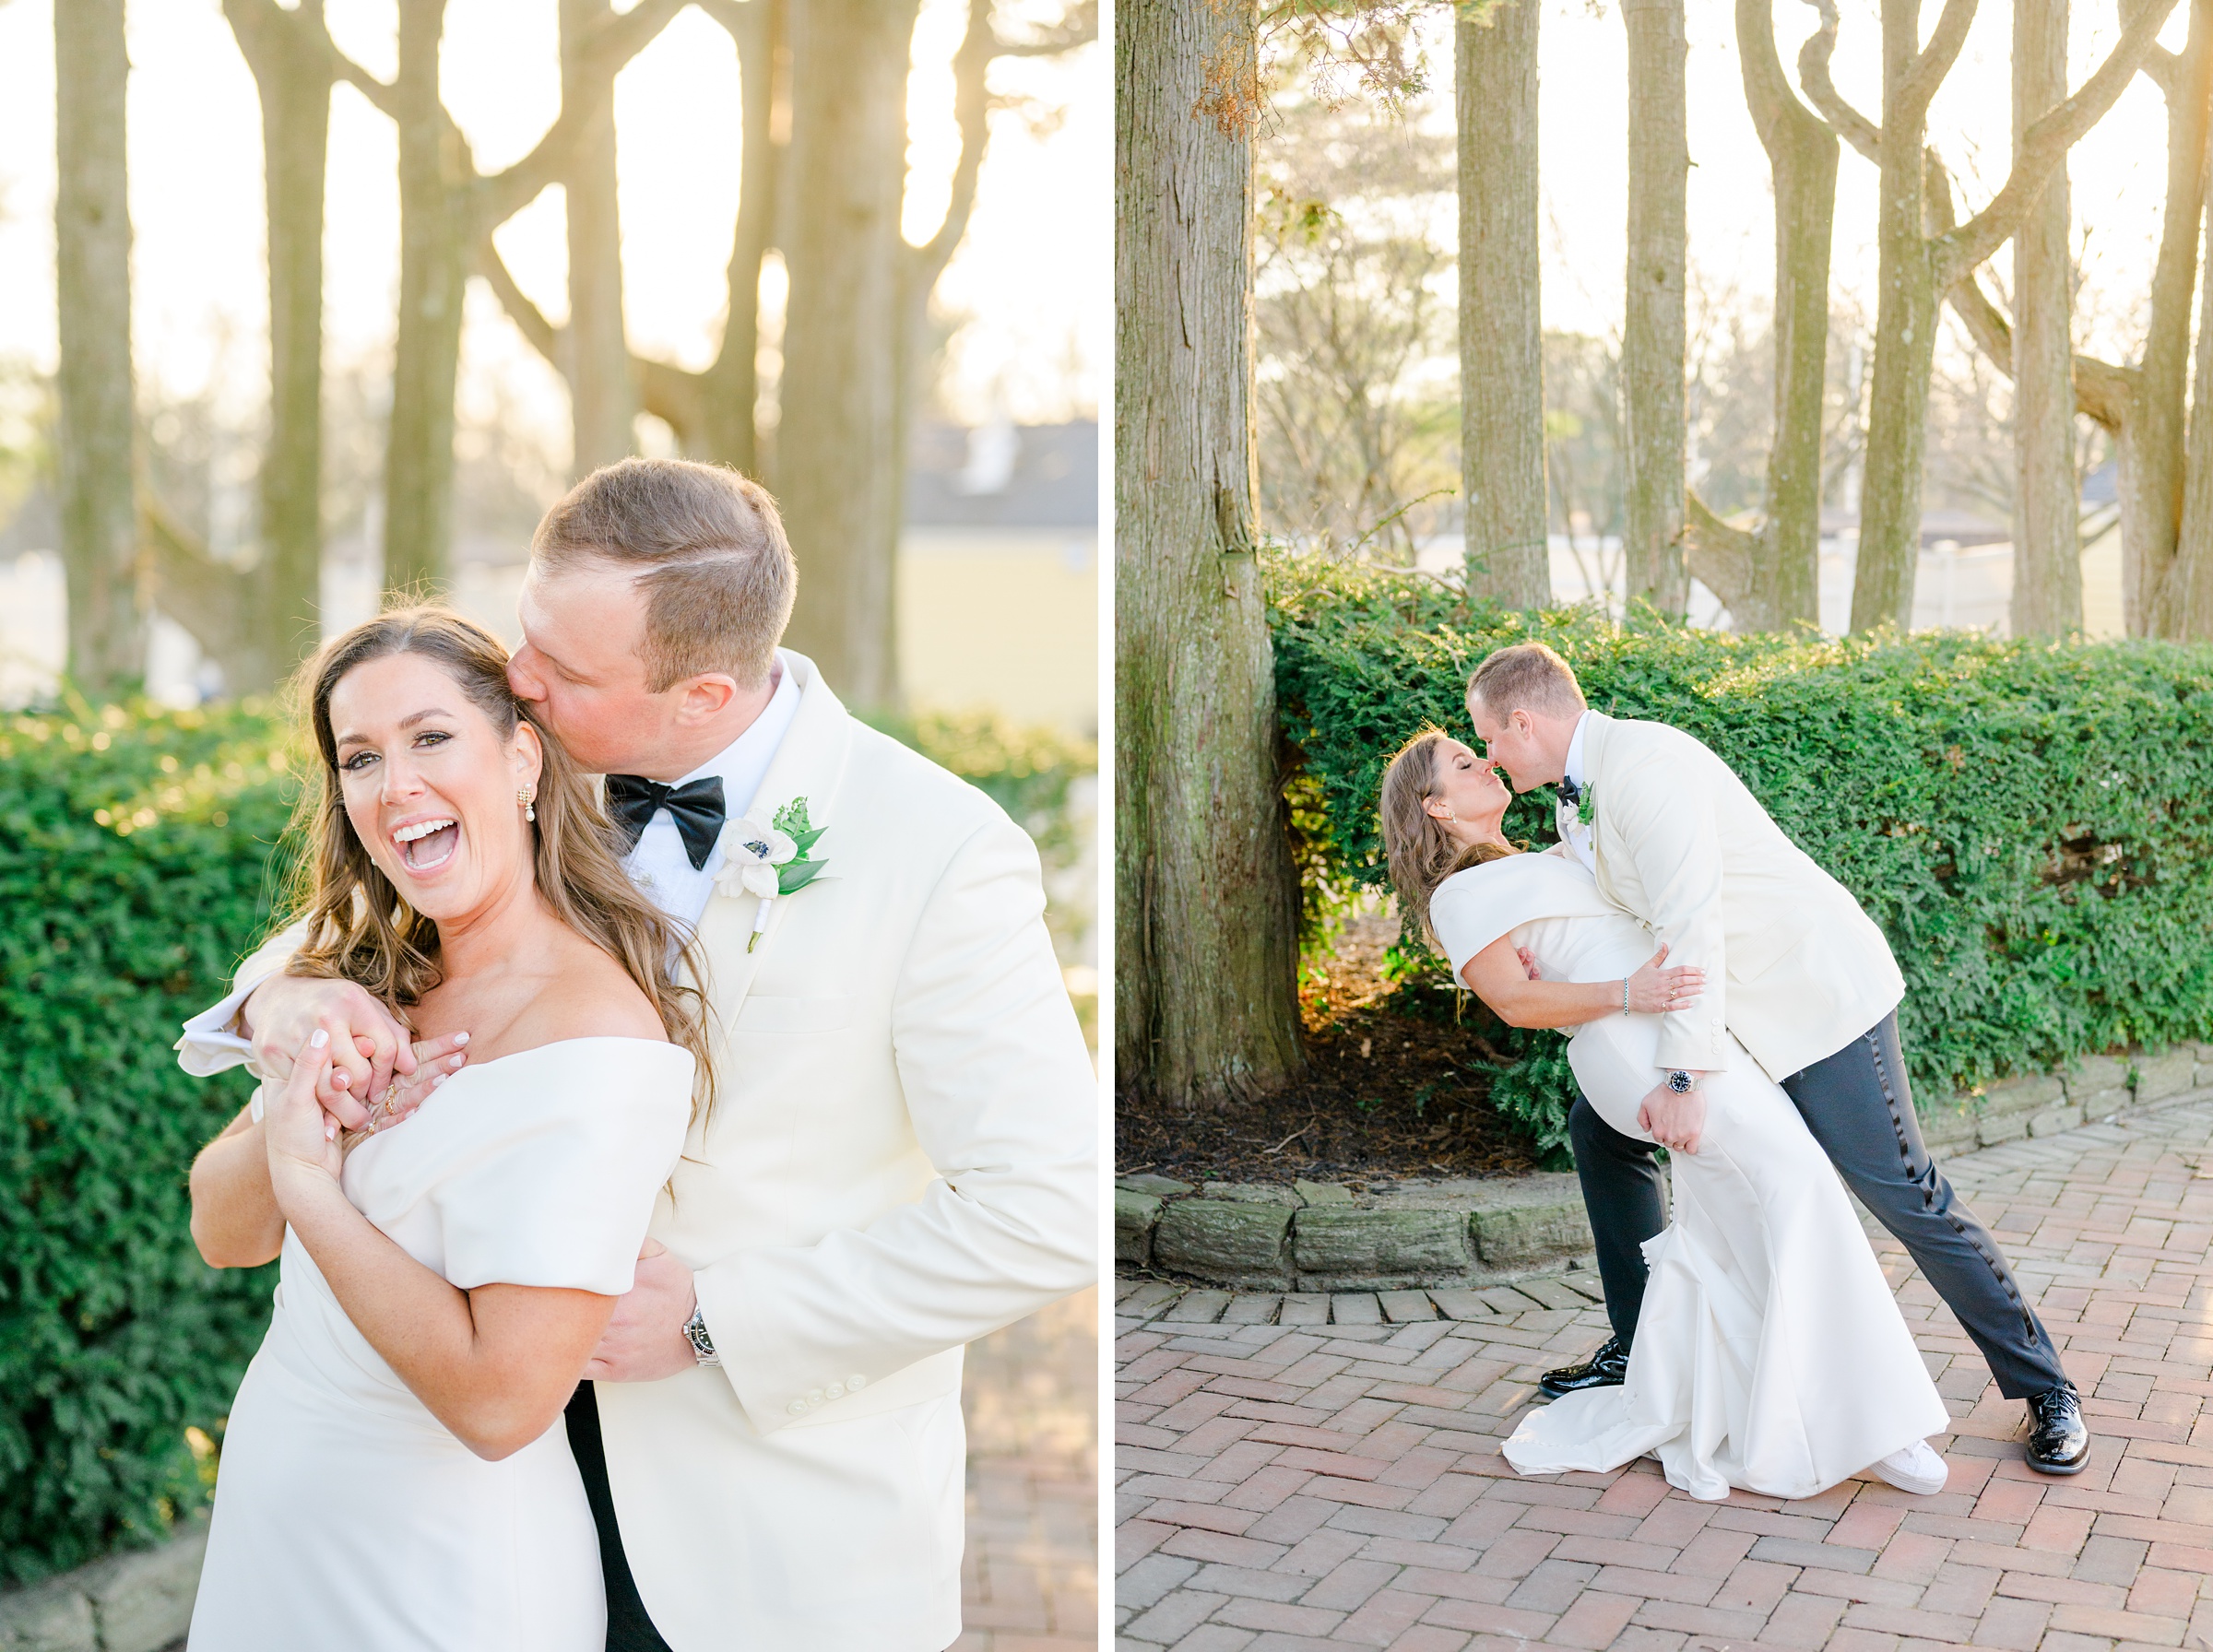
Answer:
[
  {"left": 1539, "top": 1335, "right": 1628, "bottom": 1398},
  {"left": 2025, "top": 1383, "right": 2089, "bottom": 1475}
]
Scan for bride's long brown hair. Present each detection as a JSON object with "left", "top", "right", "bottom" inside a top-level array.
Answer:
[
  {"left": 1378, "top": 727, "right": 1519, "bottom": 948},
  {"left": 278, "top": 606, "right": 716, "bottom": 1118}
]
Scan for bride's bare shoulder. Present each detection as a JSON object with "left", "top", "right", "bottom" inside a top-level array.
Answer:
[{"left": 517, "top": 927, "right": 669, "bottom": 1047}]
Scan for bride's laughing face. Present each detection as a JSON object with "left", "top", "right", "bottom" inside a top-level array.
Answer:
[
  {"left": 1426, "top": 738, "right": 1510, "bottom": 835},
  {"left": 327, "top": 652, "right": 544, "bottom": 923}
]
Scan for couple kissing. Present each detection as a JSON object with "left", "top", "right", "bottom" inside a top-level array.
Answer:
[{"left": 1379, "top": 641, "right": 2085, "bottom": 1503}]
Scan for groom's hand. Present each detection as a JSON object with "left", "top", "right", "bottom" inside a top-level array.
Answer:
[
  {"left": 585, "top": 1240, "right": 699, "bottom": 1383},
  {"left": 1638, "top": 1079, "right": 1706, "bottom": 1154},
  {"left": 243, "top": 975, "right": 416, "bottom": 1132}
]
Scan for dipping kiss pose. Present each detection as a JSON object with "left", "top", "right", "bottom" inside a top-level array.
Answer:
[{"left": 1380, "top": 726, "right": 1953, "bottom": 1501}]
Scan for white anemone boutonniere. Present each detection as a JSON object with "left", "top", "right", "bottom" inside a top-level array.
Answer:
[{"left": 716, "top": 796, "right": 829, "bottom": 951}]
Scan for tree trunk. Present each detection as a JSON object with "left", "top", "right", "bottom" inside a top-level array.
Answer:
[
  {"left": 2138, "top": 0, "right": 2213, "bottom": 633},
  {"left": 1115, "top": 0, "right": 1304, "bottom": 1111},
  {"left": 1850, "top": 0, "right": 1941, "bottom": 633},
  {"left": 2009, "top": 0, "right": 2081, "bottom": 636},
  {"left": 2173, "top": 137, "right": 2213, "bottom": 633},
  {"left": 1456, "top": 0, "right": 1548, "bottom": 607},
  {"left": 699, "top": 0, "right": 784, "bottom": 476},
  {"left": 54, "top": 0, "right": 142, "bottom": 693},
  {"left": 562, "top": 0, "right": 637, "bottom": 477},
  {"left": 1621, "top": 0, "right": 1687, "bottom": 619},
  {"left": 1746, "top": 0, "right": 1832, "bottom": 630},
  {"left": 227, "top": 0, "right": 333, "bottom": 690},
  {"left": 384, "top": 0, "right": 469, "bottom": 596},
  {"left": 774, "top": 0, "right": 917, "bottom": 709}
]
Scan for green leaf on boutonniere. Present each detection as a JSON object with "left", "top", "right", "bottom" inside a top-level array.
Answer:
[
  {"left": 777, "top": 858, "right": 826, "bottom": 896},
  {"left": 1577, "top": 788, "right": 1595, "bottom": 827}
]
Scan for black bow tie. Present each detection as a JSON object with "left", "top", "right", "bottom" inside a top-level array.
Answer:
[
  {"left": 1558, "top": 775, "right": 1582, "bottom": 807},
  {"left": 605, "top": 773, "right": 727, "bottom": 869}
]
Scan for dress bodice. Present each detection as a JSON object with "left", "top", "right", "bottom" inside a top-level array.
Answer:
[{"left": 262, "top": 1038, "right": 694, "bottom": 1420}]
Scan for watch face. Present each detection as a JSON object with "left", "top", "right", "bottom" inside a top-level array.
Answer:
[{"left": 1667, "top": 1071, "right": 1692, "bottom": 1094}]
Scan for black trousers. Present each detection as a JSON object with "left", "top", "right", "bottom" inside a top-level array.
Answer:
[
  {"left": 565, "top": 1382, "right": 676, "bottom": 1652},
  {"left": 1568, "top": 1009, "right": 2069, "bottom": 1401}
]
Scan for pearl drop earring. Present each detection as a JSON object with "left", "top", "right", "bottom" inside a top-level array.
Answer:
[{"left": 519, "top": 788, "right": 537, "bottom": 822}]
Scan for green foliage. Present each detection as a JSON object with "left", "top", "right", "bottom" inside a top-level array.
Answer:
[
  {"left": 0, "top": 696, "right": 297, "bottom": 1583},
  {"left": 0, "top": 696, "right": 1095, "bottom": 1581},
  {"left": 1270, "top": 554, "right": 2213, "bottom": 1152}
]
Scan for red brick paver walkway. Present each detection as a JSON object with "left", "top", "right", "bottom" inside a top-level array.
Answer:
[
  {"left": 958, "top": 1286, "right": 1101, "bottom": 1650},
  {"left": 1116, "top": 1100, "right": 2213, "bottom": 1651}
]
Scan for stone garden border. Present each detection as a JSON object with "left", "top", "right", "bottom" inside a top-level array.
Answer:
[
  {"left": 0, "top": 1525, "right": 202, "bottom": 1652},
  {"left": 1118, "top": 1043, "right": 2213, "bottom": 1292}
]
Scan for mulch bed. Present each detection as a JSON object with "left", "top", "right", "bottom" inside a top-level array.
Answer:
[{"left": 1115, "top": 914, "right": 1541, "bottom": 1188}]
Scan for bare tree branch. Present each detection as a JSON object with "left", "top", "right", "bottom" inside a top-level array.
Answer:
[
  {"left": 1681, "top": 490, "right": 1761, "bottom": 619},
  {"left": 1796, "top": 0, "right": 1880, "bottom": 160},
  {"left": 1897, "top": 0, "right": 1979, "bottom": 119},
  {"left": 474, "top": 240, "right": 562, "bottom": 367},
  {"left": 141, "top": 496, "right": 248, "bottom": 664},
  {"left": 478, "top": 0, "right": 691, "bottom": 224},
  {"left": 1928, "top": 149, "right": 2138, "bottom": 430},
  {"left": 1937, "top": 0, "right": 2183, "bottom": 282}
]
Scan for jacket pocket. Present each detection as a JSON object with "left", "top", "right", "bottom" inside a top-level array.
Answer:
[{"left": 735, "top": 995, "right": 856, "bottom": 1034}]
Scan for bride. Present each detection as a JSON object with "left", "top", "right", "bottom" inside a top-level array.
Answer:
[
  {"left": 183, "top": 608, "right": 707, "bottom": 1649},
  {"left": 1379, "top": 728, "right": 1951, "bottom": 1503}
]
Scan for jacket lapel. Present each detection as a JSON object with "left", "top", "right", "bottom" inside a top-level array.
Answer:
[{"left": 691, "top": 650, "right": 855, "bottom": 1028}]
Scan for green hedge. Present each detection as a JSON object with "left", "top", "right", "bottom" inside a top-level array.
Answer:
[
  {"left": 0, "top": 698, "right": 295, "bottom": 1583},
  {"left": 0, "top": 695, "right": 1095, "bottom": 1584},
  {"left": 1270, "top": 556, "right": 2213, "bottom": 1156}
]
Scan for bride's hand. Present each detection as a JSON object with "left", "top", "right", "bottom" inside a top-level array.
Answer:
[
  {"left": 351, "top": 1030, "right": 471, "bottom": 1139},
  {"left": 1626, "top": 944, "right": 1704, "bottom": 1015},
  {"left": 265, "top": 1031, "right": 345, "bottom": 1204}
]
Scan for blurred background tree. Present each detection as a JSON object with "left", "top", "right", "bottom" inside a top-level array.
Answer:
[{"left": 0, "top": 0, "right": 1100, "bottom": 731}]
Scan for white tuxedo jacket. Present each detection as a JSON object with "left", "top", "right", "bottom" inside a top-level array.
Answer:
[
  {"left": 178, "top": 653, "right": 1098, "bottom": 1650},
  {"left": 1569, "top": 711, "right": 1904, "bottom": 1082}
]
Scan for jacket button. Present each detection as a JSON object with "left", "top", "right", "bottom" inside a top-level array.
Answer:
[
  {"left": 807, "top": 1388, "right": 824, "bottom": 1403},
  {"left": 824, "top": 1383, "right": 845, "bottom": 1399},
  {"left": 787, "top": 1400, "right": 808, "bottom": 1416},
  {"left": 848, "top": 1374, "right": 867, "bottom": 1390}
]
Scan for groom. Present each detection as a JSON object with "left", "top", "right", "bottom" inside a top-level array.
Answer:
[
  {"left": 1462, "top": 642, "right": 2088, "bottom": 1476},
  {"left": 177, "top": 458, "right": 1098, "bottom": 1648}
]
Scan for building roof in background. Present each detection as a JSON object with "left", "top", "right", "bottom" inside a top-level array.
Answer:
[{"left": 905, "top": 421, "right": 1096, "bottom": 529}]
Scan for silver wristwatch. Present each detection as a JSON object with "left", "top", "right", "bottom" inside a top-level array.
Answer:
[
  {"left": 680, "top": 1301, "right": 720, "bottom": 1368},
  {"left": 1664, "top": 1069, "right": 1697, "bottom": 1095}
]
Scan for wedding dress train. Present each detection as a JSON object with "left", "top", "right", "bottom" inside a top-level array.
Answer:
[
  {"left": 1430, "top": 855, "right": 1950, "bottom": 1502},
  {"left": 187, "top": 1038, "right": 692, "bottom": 1652}
]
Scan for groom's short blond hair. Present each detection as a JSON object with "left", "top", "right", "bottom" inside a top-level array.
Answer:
[
  {"left": 1466, "top": 642, "right": 1587, "bottom": 720},
  {"left": 532, "top": 457, "right": 798, "bottom": 692}
]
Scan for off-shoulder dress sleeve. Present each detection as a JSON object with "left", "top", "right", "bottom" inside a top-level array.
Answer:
[
  {"left": 1428, "top": 855, "right": 1624, "bottom": 981},
  {"left": 348, "top": 1039, "right": 695, "bottom": 1296}
]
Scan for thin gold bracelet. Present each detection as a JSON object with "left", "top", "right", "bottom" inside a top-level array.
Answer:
[{"left": 1621, "top": 978, "right": 1630, "bottom": 1016}]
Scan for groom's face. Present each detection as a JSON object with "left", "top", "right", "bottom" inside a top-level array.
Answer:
[
  {"left": 1467, "top": 695, "right": 1546, "bottom": 792},
  {"left": 508, "top": 560, "right": 667, "bottom": 774}
]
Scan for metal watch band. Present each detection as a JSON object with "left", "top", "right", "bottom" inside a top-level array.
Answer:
[{"left": 681, "top": 1302, "right": 720, "bottom": 1368}]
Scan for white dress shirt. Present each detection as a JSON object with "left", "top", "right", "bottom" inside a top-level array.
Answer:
[
  {"left": 623, "top": 655, "right": 802, "bottom": 929},
  {"left": 1559, "top": 710, "right": 1597, "bottom": 874},
  {"left": 175, "top": 654, "right": 803, "bottom": 1069}
]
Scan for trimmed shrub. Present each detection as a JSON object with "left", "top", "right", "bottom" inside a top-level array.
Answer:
[
  {"left": 0, "top": 698, "right": 295, "bottom": 1583},
  {"left": 0, "top": 693, "right": 1095, "bottom": 1582},
  {"left": 1270, "top": 555, "right": 2213, "bottom": 1154}
]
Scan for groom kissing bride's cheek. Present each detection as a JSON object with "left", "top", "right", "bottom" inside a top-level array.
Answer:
[
  {"left": 175, "top": 459, "right": 1099, "bottom": 1652},
  {"left": 1378, "top": 640, "right": 2086, "bottom": 1505}
]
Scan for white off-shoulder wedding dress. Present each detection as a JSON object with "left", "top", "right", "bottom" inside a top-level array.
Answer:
[
  {"left": 187, "top": 1038, "right": 693, "bottom": 1651},
  {"left": 1429, "top": 853, "right": 1948, "bottom": 1502}
]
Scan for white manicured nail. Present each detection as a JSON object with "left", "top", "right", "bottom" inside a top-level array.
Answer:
[
  {"left": 432, "top": 1073, "right": 448, "bottom": 1088},
  {"left": 453, "top": 1032, "right": 469, "bottom": 1045},
  {"left": 310, "top": 1029, "right": 329, "bottom": 1049}
]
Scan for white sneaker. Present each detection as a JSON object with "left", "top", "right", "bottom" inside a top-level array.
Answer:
[{"left": 1871, "top": 1440, "right": 1947, "bottom": 1495}]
